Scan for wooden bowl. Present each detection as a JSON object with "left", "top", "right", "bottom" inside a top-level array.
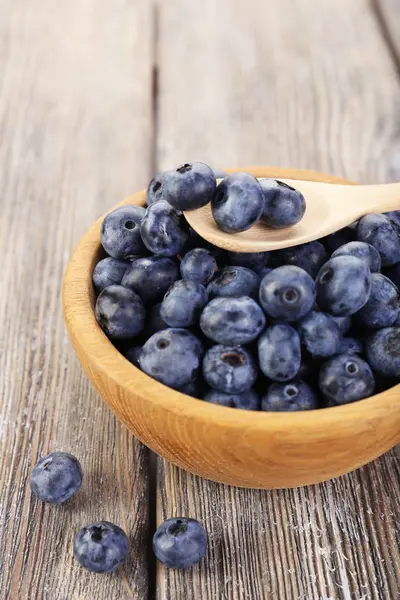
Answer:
[{"left": 63, "top": 167, "right": 400, "bottom": 489}]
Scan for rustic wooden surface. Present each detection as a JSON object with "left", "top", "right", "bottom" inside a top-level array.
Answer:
[{"left": 0, "top": 1, "right": 399, "bottom": 600}]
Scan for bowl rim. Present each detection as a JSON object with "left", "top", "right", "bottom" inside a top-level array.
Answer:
[{"left": 63, "top": 166, "right": 400, "bottom": 437}]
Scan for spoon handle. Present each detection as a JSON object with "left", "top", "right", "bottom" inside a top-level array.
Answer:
[{"left": 337, "top": 182, "right": 400, "bottom": 214}]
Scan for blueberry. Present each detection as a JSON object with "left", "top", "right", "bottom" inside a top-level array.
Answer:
[
  {"left": 262, "top": 381, "right": 318, "bottom": 412},
  {"left": 355, "top": 273, "right": 399, "bottom": 329},
  {"left": 30, "top": 452, "right": 82, "bottom": 504},
  {"left": 319, "top": 354, "right": 375, "bottom": 405},
  {"left": 211, "top": 167, "right": 227, "bottom": 179},
  {"left": 316, "top": 256, "right": 372, "bottom": 316},
  {"left": 202, "top": 345, "right": 258, "bottom": 393},
  {"left": 259, "top": 179, "right": 306, "bottom": 228},
  {"left": 297, "top": 311, "right": 340, "bottom": 358},
  {"left": 180, "top": 248, "right": 218, "bottom": 285},
  {"left": 335, "top": 337, "right": 363, "bottom": 355},
  {"left": 140, "top": 200, "right": 189, "bottom": 256},
  {"left": 357, "top": 213, "right": 400, "bottom": 266},
  {"left": 384, "top": 263, "right": 400, "bottom": 289},
  {"left": 207, "top": 266, "right": 260, "bottom": 300},
  {"left": 259, "top": 266, "right": 316, "bottom": 322},
  {"left": 146, "top": 302, "right": 169, "bottom": 337},
  {"left": 177, "top": 378, "right": 205, "bottom": 399},
  {"left": 122, "top": 256, "right": 179, "bottom": 304},
  {"left": 385, "top": 211, "right": 400, "bottom": 226},
  {"left": 331, "top": 241, "right": 381, "bottom": 273},
  {"left": 92, "top": 257, "right": 131, "bottom": 293},
  {"left": 211, "top": 173, "right": 264, "bottom": 233},
  {"left": 153, "top": 517, "right": 207, "bottom": 569},
  {"left": 276, "top": 241, "right": 328, "bottom": 278},
  {"left": 74, "top": 521, "right": 129, "bottom": 573},
  {"left": 331, "top": 315, "right": 352, "bottom": 336},
  {"left": 125, "top": 345, "right": 142, "bottom": 368},
  {"left": 95, "top": 284, "right": 146, "bottom": 340},
  {"left": 366, "top": 327, "right": 400, "bottom": 377},
  {"left": 184, "top": 227, "right": 227, "bottom": 262},
  {"left": 162, "top": 162, "right": 216, "bottom": 210},
  {"left": 200, "top": 296, "right": 266, "bottom": 345},
  {"left": 203, "top": 388, "right": 260, "bottom": 410},
  {"left": 160, "top": 280, "right": 208, "bottom": 327},
  {"left": 225, "top": 251, "right": 270, "bottom": 271},
  {"left": 140, "top": 329, "right": 203, "bottom": 388},
  {"left": 258, "top": 324, "right": 301, "bottom": 381},
  {"left": 101, "top": 205, "right": 147, "bottom": 259},
  {"left": 147, "top": 172, "right": 165, "bottom": 206},
  {"left": 322, "top": 226, "right": 356, "bottom": 252}
]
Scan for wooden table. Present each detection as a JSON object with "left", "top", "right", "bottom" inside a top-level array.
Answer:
[{"left": 0, "top": 1, "right": 399, "bottom": 598}]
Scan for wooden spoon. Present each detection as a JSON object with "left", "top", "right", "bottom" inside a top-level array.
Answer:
[{"left": 184, "top": 179, "right": 400, "bottom": 252}]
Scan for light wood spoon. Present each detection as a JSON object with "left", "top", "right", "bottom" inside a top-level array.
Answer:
[{"left": 184, "top": 179, "right": 400, "bottom": 252}]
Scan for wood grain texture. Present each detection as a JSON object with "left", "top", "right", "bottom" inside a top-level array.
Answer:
[
  {"left": 156, "top": 0, "right": 400, "bottom": 598},
  {"left": 0, "top": 1, "right": 153, "bottom": 598},
  {"left": 374, "top": 0, "right": 400, "bottom": 68}
]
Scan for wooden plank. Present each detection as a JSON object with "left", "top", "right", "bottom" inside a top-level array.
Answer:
[
  {"left": 0, "top": 1, "right": 154, "bottom": 598},
  {"left": 156, "top": 1, "right": 400, "bottom": 598},
  {"left": 374, "top": 0, "right": 400, "bottom": 68}
]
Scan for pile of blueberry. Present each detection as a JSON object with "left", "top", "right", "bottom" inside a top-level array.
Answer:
[
  {"left": 93, "top": 163, "right": 400, "bottom": 411},
  {"left": 30, "top": 451, "right": 207, "bottom": 571}
]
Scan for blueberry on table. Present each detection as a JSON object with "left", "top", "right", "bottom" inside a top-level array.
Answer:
[
  {"left": 140, "top": 200, "right": 189, "bottom": 256},
  {"left": 276, "top": 241, "right": 328, "bottom": 278},
  {"left": 202, "top": 345, "right": 258, "bottom": 393},
  {"left": 225, "top": 250, "right": 270, "bottom": 271},
  {"left": 316, "top": 255, "right": 372, "bottom": 316},
  {"left": 366, "top": 327, "right": 400, "bottom": 377},
  {"left": 262, "top": 381, "right": 318, "bottom": 412},
  {"left": 74, "top": 521, "right": 129, "bottom": 573},
  {"left": 259, "top": 179, "right": 306, "bottom": 229},
  {"left": 319, "top": 354, "right": 376, "bottom": 406},
  {"left": 335, "top": 337, "right": 363, "bottom": 355},
  {"left": 207, "top": 266, "right": 260, "bottom": 300},
  {"left": 355, "top": 273, "right": 399, "bottom": 329},
  {"left": 30, "top": 452, "right": 82, "bottom": 504},
  {"left": 331, "top": 241, "right": 381, "bottom": 273},
  {"left": 92, "top": 257, "right": 131, "bottom": 293},
  {"left": 259, "top": 265, "right": 316, "bottom": 322},
  {"left": 211, "top": 173, "right": 264, "bottom": 233},
  {"left": 180, "top": 248, "right": 218, "bottom": 285},
  {"left": 257, "top": 324, "right": 301, "bottom": 381},
  {"left": 125, "top": 345, "right": 142, "bottom": 368},
  {"left": 121, "top": 256, "right": 179, "bottom": 304},
  {"left": 203, "top": 388, "right": 260, "bottom": 410},
  {"left": 162, "top": 162, "right": 216, "bottom": 211},
  {"left": 146, "top": 172, "right": 165, "bottom": 206},
  {"left": 153, "top": 517, "right": 207, "bottom": 569},
  {"left": 140, "top": 329, "right": 204, "bottom": 389},
  {"left": 101, "top": 205, "right": 147, "bottom": 259},
  {"left": 297, "top": 311, "right": 340, "bottom": 358},
  {"left": 200, "top": 296, "right": 266, "bottom": 345},
  {"left": 357, "top": 213, "right": 400, "bottom": 266},
  {"left": 95, "top": 285, "right": 146, "bottom": 340},
  {"left": 160, "top": 280, "right": 208, "bottom": 327}
]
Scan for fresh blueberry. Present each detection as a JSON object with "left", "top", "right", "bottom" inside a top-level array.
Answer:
[
  {"left": 355, "top": 273, "right": 399, "bottom": 329},
  {"left": 162, "top": 162, "right": 216, "bottom": 210},
  {"left": 92, "top": 257, "right": 131, "bottom": 293},
  {"left": 125, "top": 345, "right": 142, "bottom": 368},
  {"left": 183, "top": 227, "right": 227, "bottom": 262},
  {"left": 211, "top": 173, "right": 264, "bottom": 233},
  {"left": 101, "top": 205, "right": 147, "bottom": 259},
  {"left": 203, "top": 388, "right": 260, "bottom": 410},
  {"left": 95, "top": 285, "right": 146, "bottom": 340},
  {"left": 276, "top": 241, "right": 328, "bottom": 278},
  {"left": 207, "top": 266, "right": 260, "bottom": 300},
  {"left": 160, "top": 280, "right": 208, "bottom": 327},
  {"left": 261, "top": 381, "right": 318, "bottom": 412},
  {"left": 259, "top": 179, "right": 306, "bottom": 228},
  {"left": 146, "top": 302, "right": 169, "bottom": 337},
  {"left": 202, "top": 345, "right": 258, "bottom": 393},
  {"left": 335, "top": 337, "right": 363, "bottom": 355},
  {"left": 225, "top": 251, "right": 270, "bottom": 271},
  {"left": 30, "top": 452, "right": 82, "bottom": 504},
  {"left": 180, "top": 248, "right": 218, "bottom": 285},
  {"left": 177, "top": 378, "right": 205, "bottom": 399},
  {"left": 357, "top": 213, "right": 400, "bottom": 266},
  {"left": 316, "top": 256, "right": 372, "bottom": 316},
  {"left": 200, "top": 296, "right": 266, "bottom": 345},
  {"left": 140, "top": 329, "right": 203, "bottom": 388},
  {"left": 384, "top": 263, "right": 400, "bottom": 289},
  {"left": 331, "top": 241, "right": 381, "bottom": 272},
  {"left": 257, "top": 324, "right": 301, "bottom": 381},
  {"left": 385, "top": 211, "right": 400, "bottom": 226},
  {"left": 322, "top": 226, "right": 356, "bottom": 252},
  {"left": 366, "top": 327, "right": 400, "bottom": 377},
  {"left": 74, "top": 521, "right": 129, "bottom": 573},
  {"left": 319, "top": 354, "right": 375, "bottom": 405},
  {"left": 147, "top": 172, "right": 165, "bottom": 206},
  {"left": 140, "top": 200, "right": 189, "bottom": 256},
  {"left": 153, "top": 517, "right": 207, "bottom": 569},
  {"left": 259, "top": 266, "right": 316, "bottom": 322},
  {"left": 211, "top": 167, "right": 227, "bottom": 179},
  {"left": 122, "top": 256, "right": 179, "bottom": 304},
  {"left": 297, "top": 311, "right": 340, "bottom": 358},
  {"left": 331, "top": 316, "right": 352, "bottom": 336}
]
